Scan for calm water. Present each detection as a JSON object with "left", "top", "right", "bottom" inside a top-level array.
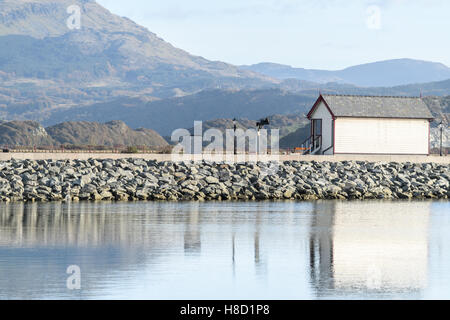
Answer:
[{"left": 0, "top": 200, "right": 449, "bottom": 300}]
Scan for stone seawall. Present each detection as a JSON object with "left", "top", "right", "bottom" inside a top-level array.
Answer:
[{"left": 0, "top": 159, "right": 448, "bottom": 202}]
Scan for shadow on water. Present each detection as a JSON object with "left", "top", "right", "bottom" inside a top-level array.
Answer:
[{"left": 0, "top": 200, "right": 448, "bottom": 299}]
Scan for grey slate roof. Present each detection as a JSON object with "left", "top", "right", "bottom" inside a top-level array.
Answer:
[{"left": 321, "top": 94, "right": 434, "bottom": 119}]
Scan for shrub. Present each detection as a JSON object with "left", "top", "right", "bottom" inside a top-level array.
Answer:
[{"left": 122, "top": 146, "right": 139, "bottom": 154}]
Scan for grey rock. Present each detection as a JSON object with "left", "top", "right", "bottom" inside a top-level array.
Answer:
[
  {"left": 205, "top": 176, "right": 220, "bottom": 184},
  {"left": 0, "top": 158, "right": 446, "bottom": 202}
]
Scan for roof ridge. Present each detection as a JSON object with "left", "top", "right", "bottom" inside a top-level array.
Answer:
[{"left": 322, "top": 94, "right": 421, "bottom": 99}]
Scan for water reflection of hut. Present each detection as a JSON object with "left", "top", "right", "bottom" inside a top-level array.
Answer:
[
  {"left": 253, "top": 210, "right": 266, "bottom": 276},
  {"left": 426, "top": 202, "right": 450, "bottom": 298},
  {"left": 309, "top": 202, "right": 335, "bottom": 291},
  {"left": 184, "top": 203, "right": 201, "bottom": 254},
  {"left": 310, "top": 201, "right": 430, "bottom": 297}
]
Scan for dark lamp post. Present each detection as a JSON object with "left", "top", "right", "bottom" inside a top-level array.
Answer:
[
  {"left": 256, "top": 118, "right": 270, "bottom": 154},
  {"left": 233, "top": 118, "right": 237, "bottom": 155},
  {"left": 439, "top": 121, "right": 443, "bottom": 157}
]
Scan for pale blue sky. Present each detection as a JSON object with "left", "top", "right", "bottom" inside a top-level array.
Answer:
[{"left": 97, "top": 0, "right": 450, "bottom": 70}]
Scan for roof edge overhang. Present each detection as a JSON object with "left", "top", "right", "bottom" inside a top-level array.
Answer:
[{"left": 333, "top": 115, "right": 435, "bottom": 120}]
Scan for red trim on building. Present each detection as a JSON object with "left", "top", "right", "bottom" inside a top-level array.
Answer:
[
  {"left": 428, "top": 120, "right": 431, "bottom": 156},
  {"left": 307, "top": 95, "right": 336, "bottom": 119},
  {"left": 332, "top": 115, "right": 434, "bottom": 120},
  {"left": 333, "top": 118, "right": 336, "bottom": 155}
]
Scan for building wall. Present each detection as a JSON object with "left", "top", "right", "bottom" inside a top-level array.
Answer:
[
  {"left": 334, "top": 117, "right": 429, "bottom": 155},
  {"left": 310, "top": 101, "right": 334, "bottom": 155}
]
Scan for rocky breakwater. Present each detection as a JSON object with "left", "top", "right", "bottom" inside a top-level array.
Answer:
[{"left": 0, "top": 159, "right": 448, "bottom": 202}]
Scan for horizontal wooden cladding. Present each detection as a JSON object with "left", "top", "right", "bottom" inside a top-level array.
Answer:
[{"left": 334, "top": 117, "right": 429, "bottom": 155}]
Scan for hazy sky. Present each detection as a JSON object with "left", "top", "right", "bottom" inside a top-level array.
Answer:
[{"left": 97, "top": 0, "right": 450, "bottom": 70}]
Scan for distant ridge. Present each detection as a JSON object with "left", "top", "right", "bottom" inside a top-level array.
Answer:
[
  {"left": 46, "top": 120, "right": 169, "bottom": 147},
  {"left": 241, "top": 59, "right": 450, "bottom": 87},
  {"left": 0, "top": 121, "right": 55, "bottom": 146},
  {"left": 0, "top": 120, "right": 168, "bottom": 147}
]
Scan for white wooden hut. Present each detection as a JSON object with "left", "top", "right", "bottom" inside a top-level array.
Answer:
[{"left": 304, "top": 94, "right": 434, "bottom": 155}]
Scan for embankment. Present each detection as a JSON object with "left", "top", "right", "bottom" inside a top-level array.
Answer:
[{"left": 0, "top": 159, "right": 448, "bottom": 202}]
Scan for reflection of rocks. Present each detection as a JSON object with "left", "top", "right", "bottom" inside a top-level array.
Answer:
[
  {"left": 309, "top": 201, "right": 430, "bottom": 297},
  {"left": 0, "top": 202, "right": 183, "bottom": 248},
  {"left": 0, "top": 201, "right": 276, "bottom": 299},
  {"left": 0, "top": 159, "right": 448, "bottom": 202}
]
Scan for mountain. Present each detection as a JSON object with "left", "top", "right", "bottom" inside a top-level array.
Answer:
[
  {"left": 279, "top": 126, "right": 311, "bottom": 149},
  {"left": 0, "top": 120, "right": 168, "bottom": 147},
  {"left": 422, "top": 96, "right": 450, "bottom": 127},
  {"left": 3, "top": 76, "right": 449, "bottom": 129},
  {"left": 0, "top": 0, "right": 275, "bottom": 113},
  {"left": 0, "top": 0, "right": 267, "bottom": 82},
  {"left": 185, "top": 114, "right": 310, "bottom": 139},
  {"left": 34, "top": 82, "right": 450, "bottom": 137},
  {"left": 41, "top": 89, "right": 314, "bottom": 136},
  {"left": 0, "top": 121, "right": 55, "bottom": 146},
  {"left": 241, "top": 59, "right": 450, "bottom": 87},
  {"left": 46, "top": 120, "right": 169, "bottom": 147},
  {"left": 337, "top": 59, "right": 450, "bottom": 87},
  {"left": 280, "top": 78, "right": 450, "bottom": 97}
]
